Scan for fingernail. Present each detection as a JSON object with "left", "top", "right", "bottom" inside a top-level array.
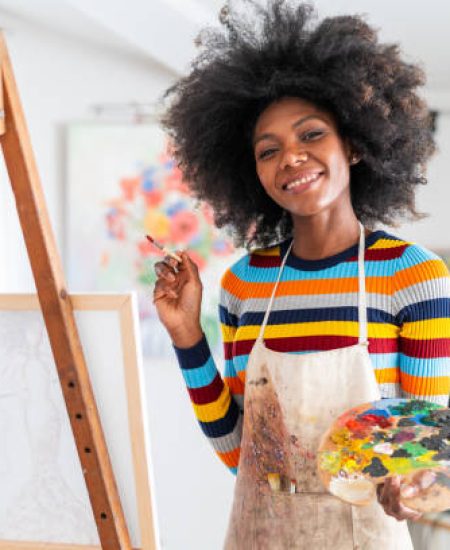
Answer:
[
  {"left": 400, "top": 485, "right": 417, "bottom": 498},
  {"left": 167, "top": 273, "right": 175, "bottom": 281},
  {"left": 420, "top": 471, "right": 436, "bottom": 490}
]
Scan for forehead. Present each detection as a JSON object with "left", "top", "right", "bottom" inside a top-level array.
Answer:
[{"left": 254, "top": 96, "right": 334, "bottom": 135}]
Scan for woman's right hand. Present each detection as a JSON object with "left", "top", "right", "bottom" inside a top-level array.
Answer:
[{"left": 152, "top": 250, "right": 204, "bottom": 347}]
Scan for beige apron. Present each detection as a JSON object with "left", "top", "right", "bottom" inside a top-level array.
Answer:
[{"left": 224, "top": 224, "right": 413, "bottom": 550}]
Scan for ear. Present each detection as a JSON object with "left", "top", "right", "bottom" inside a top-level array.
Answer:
[
  {"left": 349, "top": 153, "right": 361, "bottom": 165},
  {"left": 344, "top": 139, "right": 360, "bottom": 165}
]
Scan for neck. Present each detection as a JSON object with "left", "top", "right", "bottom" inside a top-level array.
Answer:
[{"left": 290, "top": 210, "right": 364, "bottom": 261}]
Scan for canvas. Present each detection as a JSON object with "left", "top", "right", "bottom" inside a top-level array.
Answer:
[{"left": 0, "top": 294, "right": 157, "bottom": 549}]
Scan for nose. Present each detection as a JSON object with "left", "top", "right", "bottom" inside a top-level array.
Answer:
[{"left": 280, "top": 149, "right": 308, "bottom": 170}]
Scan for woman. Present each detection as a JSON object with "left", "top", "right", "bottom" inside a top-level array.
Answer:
[{"left": 153, "top": 1, "right": 450, "bottom": 548}]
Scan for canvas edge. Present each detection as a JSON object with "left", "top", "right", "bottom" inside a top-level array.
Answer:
[{"left": 118, "top": 294, "right": 161, "bottom": 550}]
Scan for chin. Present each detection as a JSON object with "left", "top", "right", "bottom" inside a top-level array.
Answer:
[{"left": 288, "top": 205, "right": 330, "bottom": 218}]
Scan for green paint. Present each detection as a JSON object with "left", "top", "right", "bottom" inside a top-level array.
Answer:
[
  {"left": 388, "top": 400, "right": 441, "bottom": 417},
  {"left": 402, "top": 442, "right": 428, "bottom": 457},
  {"left": 410, "top": 459, "right": 438, "bottom": 469}
]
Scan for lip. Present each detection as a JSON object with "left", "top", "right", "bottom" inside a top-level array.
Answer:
[{"left": 280, "top": 170, "right": 324, "bottom": 192}]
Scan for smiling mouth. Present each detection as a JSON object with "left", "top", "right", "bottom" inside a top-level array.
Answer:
[{"left": 282, "top": 172, "right": 323, "bottom": 191}]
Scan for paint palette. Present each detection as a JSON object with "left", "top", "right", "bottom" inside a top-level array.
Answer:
[{"left": 317, "top": 398, "right": 450, "bottom": 513}]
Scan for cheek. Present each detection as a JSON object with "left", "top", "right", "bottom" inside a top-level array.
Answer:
[
  {"left": 256, "top": 163, "right": 272, "bottom": 191},
  {"left": 328, "top": 152, "right": 351, "bottom": 190}
]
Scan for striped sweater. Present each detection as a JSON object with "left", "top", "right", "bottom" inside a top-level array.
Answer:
[{"left": 173, "top": 230, "right": 450, "bottom": 474}]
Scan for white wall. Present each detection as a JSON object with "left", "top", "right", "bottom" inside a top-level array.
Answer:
[
  {"left": 0, "top": 10, "right": 174, "bottom": 291},
  {"left": 389, "top": 100, "right": 450, "bottom": 252}
]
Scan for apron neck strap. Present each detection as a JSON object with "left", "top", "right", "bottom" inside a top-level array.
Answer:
[
  {"left": 357, "top": 221, "right": 369, "bottom": 345},
  {"left": 257, "top": 237, "right": 294, "bottom": 341},
  {"left": 257, "top": 222, "right": 368, "bottom": 345}
]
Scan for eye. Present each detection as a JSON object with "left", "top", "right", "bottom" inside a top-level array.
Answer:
[
  {"left": 302, "top": 129, "right": 325, "bottom": 142},
  {"left": 257, "top": 148, "right": 277, "bottom": 160}
]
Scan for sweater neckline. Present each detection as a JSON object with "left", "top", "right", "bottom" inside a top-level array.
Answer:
[{"left": 278, "top": 230, "right": 387, "bottom": 271}]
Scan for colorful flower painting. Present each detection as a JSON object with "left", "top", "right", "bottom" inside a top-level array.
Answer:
[{"left": 66, "top": 123, "right": 244, "bottom": 358}]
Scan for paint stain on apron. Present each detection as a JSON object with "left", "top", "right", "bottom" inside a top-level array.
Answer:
[{"left": 224, "top": 224, "right": 413, "bottom": 549}]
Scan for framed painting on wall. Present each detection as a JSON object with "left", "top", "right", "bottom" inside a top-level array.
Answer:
[{"left": 65, "top": 122, "right": 245, "bottom": 360}]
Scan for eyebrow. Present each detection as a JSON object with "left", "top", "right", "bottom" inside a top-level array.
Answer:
[{"left": 253, "top": 114, "right": 329, "bottom": 147}]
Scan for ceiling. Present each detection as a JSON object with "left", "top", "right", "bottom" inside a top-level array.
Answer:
[{"left": 0, "top": 0, "right": 449, "bottom": 92}]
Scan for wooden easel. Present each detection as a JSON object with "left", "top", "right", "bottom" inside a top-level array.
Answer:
[{"left": 0, "top": 32, "right": 142, "bottom": 550}]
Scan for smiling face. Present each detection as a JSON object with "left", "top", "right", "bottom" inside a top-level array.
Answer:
[{"left": 253, "top": 97, "right": 354, "bottom": 220}]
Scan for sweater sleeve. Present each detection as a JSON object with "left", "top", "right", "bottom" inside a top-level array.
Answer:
[
  {"left": 172, "top": 267, "right": 244, "bottom": 475},
  {"left": 393, "top": 244, "right": 450, "bottom": 406}
]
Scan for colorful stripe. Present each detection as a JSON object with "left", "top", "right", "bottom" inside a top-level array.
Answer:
[{"left": 173, "top": 231, "right": 450, "bottom": 474}]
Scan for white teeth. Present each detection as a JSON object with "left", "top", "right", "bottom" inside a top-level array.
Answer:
[{"left": 285, "top": 173, "right": 321, "bottom": 190}]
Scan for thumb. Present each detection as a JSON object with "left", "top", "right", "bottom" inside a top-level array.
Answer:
[{"left": 180, "top": 250, "right": 199, "bottom": 273}]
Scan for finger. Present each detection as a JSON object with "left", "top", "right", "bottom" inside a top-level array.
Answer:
[
  {"left": 401, "top": 470, "right": 437, "bottom": 499},
  {"left": 164, "top": 254, "right": 182, "bottom": 270},
  {"left": 400, "top": 484, "right": 419, "bottom": 499},
  {"left": 152, "top": 281, "right": 167, "bottom": 302},
  {"left": 154, "top": 262, "right": 177, "bottom": 281},
  {"left": 417, "top": 470, "right": 437, "bottom": 490},
  {"left": 152, "top": 292, "right": 166, "bottom": 304},
  {"left": 379, "top": 476, "right": 422, "bottom": 521},
  {"left": 378, "top": 477, "right": 402, "bottom": 516},
  {"left": 153, "top": 287, "right": 178, "bottom": 304},
  {"left": 180, "top": 250, "right": 201, "bottom": 276},
  {"left": 153, "top": 279, "right": 172, "bottom": 300},
  {"left": 395, "top": 503, "right": 422, "bottom": 521},
  {"left": 379, "top": 476, "right": 399, "bottom": 501},
  {"left": 157, "top": 256, "right": 179, "bottom": 273}
]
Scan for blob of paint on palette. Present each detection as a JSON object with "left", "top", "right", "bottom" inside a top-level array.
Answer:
[{"left": 317, "top": 398, "right": 450, "bottom": 513}]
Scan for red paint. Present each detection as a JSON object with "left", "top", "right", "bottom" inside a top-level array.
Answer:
[
  {"left": 359, "top": 414, "right": 393, "bottom": 429},
  {"left": 345, "top": 418, "right": 371, "bottom": 438},
  {"left": 344, "top": 414, "right": 393, "bottom": 438}
]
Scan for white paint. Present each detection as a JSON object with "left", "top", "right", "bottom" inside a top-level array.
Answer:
[
  {"left": 329, "top": 476, "right": 376, "bottom": 505},
  {"left": 373, "top": 443, "right": 394, "bottom": 456}
]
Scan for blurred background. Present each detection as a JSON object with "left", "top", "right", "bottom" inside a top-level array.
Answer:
[{"left": 0, "top": 1, "right": 449, "bottom": 549}]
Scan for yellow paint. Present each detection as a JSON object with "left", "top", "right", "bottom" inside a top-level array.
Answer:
[
  {"left": 331, "top": 429, "right": 352, "bottom": 446},
  {"left": 319, "top": 452, "right": 342, "bottom": 475},
  {"left": 383, "top": 457, "right": 414, "bottom": 475}
]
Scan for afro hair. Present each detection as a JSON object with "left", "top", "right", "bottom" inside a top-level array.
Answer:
[{"left": 161, "top": 0, "right": 435, "bottom": 250}]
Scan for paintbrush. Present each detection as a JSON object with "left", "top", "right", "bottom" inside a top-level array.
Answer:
[
  {"left": 146, "top": 235, "right": 183, "bottom": 263},
  {"left": 267, "top": 473, "right": 281, "bottom": 492}
]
